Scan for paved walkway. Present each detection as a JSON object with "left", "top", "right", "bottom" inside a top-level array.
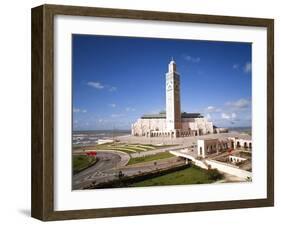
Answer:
[
  {"left": 130, "top": 145, "right": 184, "bottom": 158},
  {"left": 96, "top": 150, "right": 130, "bottom": 168},
  {"left": 214, "top": 173, "right": 247, "bottom": 183}
]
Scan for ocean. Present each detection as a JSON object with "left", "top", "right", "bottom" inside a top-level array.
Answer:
[
  {"left": 72, "top": 127, "right": 252, "bottom": 147},
  {"left": 72, "top": 130, "right": 130, "bottom": 146},
  {"left": 228, "top": 127, "right": 252, "bottom": 135}
]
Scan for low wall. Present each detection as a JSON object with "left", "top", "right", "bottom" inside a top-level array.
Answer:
[
  {"left": 84, "top": 163, "right": 190, "bottom": 189},
  {"left": 169, "top": 150, "right": 251, "bottom": 179},
  {"left": 205, "top": 159, "right": 252, "bottom": 179},
  {"left": 194, "top": 159, "right": 209, "bottom": 170},
  {"left": 170, "top": 150, "right": 209, "bottom": 170}
]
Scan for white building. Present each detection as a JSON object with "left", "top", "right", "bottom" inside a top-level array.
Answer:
[
  {"left": 197, "top": 138, "right": 230, "bottom": 158},
  {"left": 229, "top": 137, "right": 252, "bottom": 149},
  {"left": 197, "top": 137, "right": 252, "bottom": 159},
  {"left": 131, "top": 59, "right": 215, "bottom": 138}
]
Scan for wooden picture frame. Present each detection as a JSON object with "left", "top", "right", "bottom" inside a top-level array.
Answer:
[{"left": 31, "top": 4, "right": 274, "bottom": 221}]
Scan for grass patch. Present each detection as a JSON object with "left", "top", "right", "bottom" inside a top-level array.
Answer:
[
  {"left": 81, "top": 142, "right": 179, "bottom": 154},
  {"left": 136, "top": 145, "right": 155, "bottom": 150},
  {"left": 130, "top": 166, "right": 222, "bottom": 187},
  {"left": 128, "top": 152, "right": 174, "bottom": 165},
  {"left": 151, "top": 144, "right": 177, "bottom": 148},
  {"left": 73, "top": 155, "right": 96, "bottom": 174},
  {"left": 239, "top": 151, "right": 252, "bottom": 158},
  {"left": 107, "top": 147, "right": 137, "bottom": 153},
  {"left": 126, "top": 146, "right": 148, "bottom": 151}
]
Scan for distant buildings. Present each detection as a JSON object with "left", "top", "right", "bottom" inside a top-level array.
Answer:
[
  {"left": 197, "top": 137, "right": 252, "bottom": 159},
  {"left": 170, "top": 136, "right": 252, "bottom": 180},
  {"left": 132, "top": 59, "right": 222, "bottom": 138}
]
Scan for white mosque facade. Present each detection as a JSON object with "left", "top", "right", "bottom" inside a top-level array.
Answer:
[{"left": 131, "top": 59, "right": 221, "bottom": 138}]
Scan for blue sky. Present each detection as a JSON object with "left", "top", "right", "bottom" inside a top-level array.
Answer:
[{"left": 72, "top": 34, "right": 252, "bottom": 130}]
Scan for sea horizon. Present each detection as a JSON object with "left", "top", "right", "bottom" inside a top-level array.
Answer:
[
  {"left": 73, "top": 126, "right": 251, "bottom": 133},
  {"left": 73, "top": 129, "right": 131, "bottom": 133}
]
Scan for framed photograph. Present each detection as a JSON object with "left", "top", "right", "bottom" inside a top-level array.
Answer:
[{"left": 31, "top": 4, "right": 274, "bottom": 221}]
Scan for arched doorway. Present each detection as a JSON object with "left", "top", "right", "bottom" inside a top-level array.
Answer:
[
  {"left": 237, "top": 141, "right": 240, "bottom": 148},
  {"left": 199, "top": 147, "right": 203, "bottom": 156}
]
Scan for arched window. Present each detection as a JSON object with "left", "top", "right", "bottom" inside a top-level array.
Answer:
[
  {"left": 237, "top": 141, "right": 240, "bottom": 148},
  {"left": 200, "top": 147, "right": 203, "bottom": 156}
]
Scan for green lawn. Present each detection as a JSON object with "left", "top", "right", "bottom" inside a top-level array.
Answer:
[
  {"left": 73, "top": 155, "right": 96, "bottom": 174},
  {"left": 239, "top": 151, "right": 252, "bottom": 158},
  {"left": 83, "top": 142, "right": 177, "bottom": 153},
  {"left": 127, "top": 152, "right": 174, "bottom": 165},
  {"left": 130, "top": 166, "right": 221, "bottom": 187},
  {"left": 104, "top": 147, "right": 137, "bottom": 153}
]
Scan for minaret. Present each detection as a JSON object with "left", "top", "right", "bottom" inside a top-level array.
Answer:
[{"left": 166, "top": 58, "right": 181, "bottom": 132}]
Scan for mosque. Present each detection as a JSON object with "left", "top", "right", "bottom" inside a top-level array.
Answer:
[{"left": 131, "top": 59, "right": 224, "bottom": 138}]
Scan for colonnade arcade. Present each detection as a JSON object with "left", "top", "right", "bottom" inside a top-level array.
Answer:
[
  {"left": 147, "top": 129, "right": 203, "bottom": 138},
  {"left": 229, "top": 138, "right": 252, "bottom": 149}
]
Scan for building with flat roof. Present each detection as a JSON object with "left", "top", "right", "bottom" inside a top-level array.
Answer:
[{"left": 197, "top": 138, "right": 229, "bottom": 158}]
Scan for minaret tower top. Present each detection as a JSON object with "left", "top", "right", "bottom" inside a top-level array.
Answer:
[{"left": 168, "top": 58, "right": 177, "bottom": 73}]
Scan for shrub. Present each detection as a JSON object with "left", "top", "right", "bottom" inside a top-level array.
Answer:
[{"left": 207, "top": 169, "right": 223, "bottom": 180}]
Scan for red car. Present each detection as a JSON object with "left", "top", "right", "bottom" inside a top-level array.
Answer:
[
  {"left": 227, "top": 149, "right": 233, "bottom": 154},
  {"left": 86, "top": 151, "right": 97, "bottom": 156}
]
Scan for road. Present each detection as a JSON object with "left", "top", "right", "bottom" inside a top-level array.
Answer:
[
  {"left": 72, "top": 151, "right": 122, "bottom": 190},
  {"left": 72, "top": 150, "right": 184, "bottom": 190},
  {"left": 117, "top": 157, "right": 184, "bottom": 177}
]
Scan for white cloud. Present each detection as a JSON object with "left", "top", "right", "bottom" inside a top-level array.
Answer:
[
  {"left": 87, "top": 81, "right": 104, "bottom": 89},
  {"left": 221, "top": 113, "right": 230, "bottom": 119},
  {"left": 226, "top": 98, "right": 250, "bottom": 109},
  {"left": 108, "top": 86, "right": 117, "bottom": 92},
  {"left": 73, "top": 108, "right": 80, "bottom": 113},
  {"left": 207, "top": 106, "right": 215, "bottom": 111},
  {"left": 73, "top": 107, "right": 87, "bottom": 113},
  {"left": 232, "top": 62, "right": 251, "bottom": 74},
  {"left": 206, "top": 113, "right": 212, "bottom": 120},
  {"left": 98, "top": 118, "right": 108, "bottom": 123},
  {"left": 205, "top": 106, "right": 221, "bottom": 113},
  {"left": 109, "top": 103, "right": 116, "bottom": 108},
  {"left": 87, "top": 81, "right": 117, "bottom": 92},
  {"left": 125, "top": 107, "right": 136, "bottom": 112},
  {"left": 232, "top": 64, "right": 239, "bottom": 69},
  {"left": 221, "top": 112, "right": 236, "bottom": 120},
  {"left": 183, "top": 54, "right": 200, "bottom": 63},
  {"left": 243, "top": 62, "right": 252, "bottom": 73}
]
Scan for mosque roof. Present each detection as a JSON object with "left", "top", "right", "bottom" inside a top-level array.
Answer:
[{"left": 141, "top": 112, "right": 203, "bottom": 119}]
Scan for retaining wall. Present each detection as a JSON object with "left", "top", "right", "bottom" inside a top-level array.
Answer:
[{"left": 205, "top": 159, "right": 252, "bottom": 179}]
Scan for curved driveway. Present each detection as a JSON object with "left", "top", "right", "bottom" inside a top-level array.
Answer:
[
  {"left": 72, "top": 151, "right": 129, "bottom": 190},
  {"left": 72, "top": 149, "right": 184, "bottom": 190}
]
